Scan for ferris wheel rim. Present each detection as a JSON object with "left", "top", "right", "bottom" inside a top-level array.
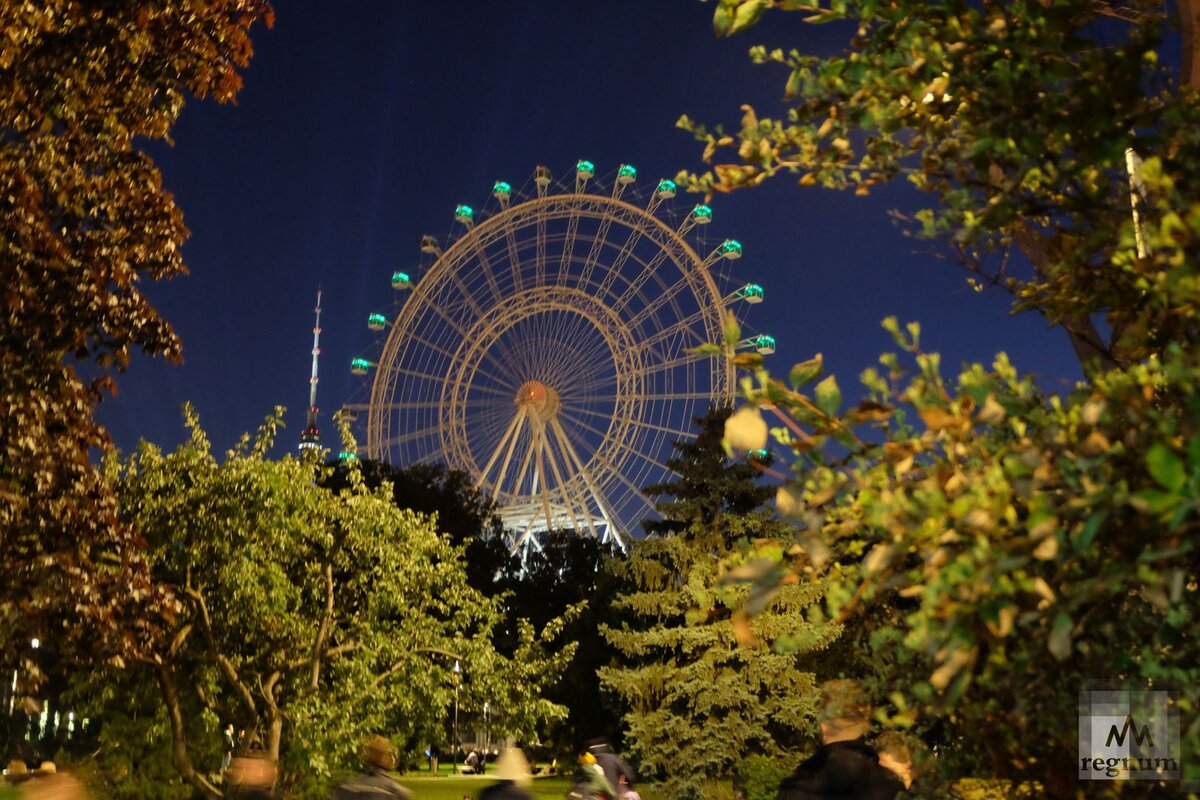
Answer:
[{"left": 362, "top": 169, "right": 749, "bottom": 544}]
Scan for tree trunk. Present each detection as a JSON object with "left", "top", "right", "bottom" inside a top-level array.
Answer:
[
  {"left": 1012, "top": 224, "right": 1122, "bottom": 376},
  {"left": 157, "top": 664, "right": 222, "bottom": 800}
]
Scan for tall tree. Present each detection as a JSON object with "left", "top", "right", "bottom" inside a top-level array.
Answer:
[
  {"left": 0, "top": 1, "right": 273, "bottom": 663},
  {"left": 76, "top": 409, "right": 572, "bottom": 800},
  {"left": 600, "top": 409, "right": 837, "bottom": 800},
  {"left": 674, "top": 7, "right": 1200, "bottom": 791},
  {"left": 679, "top": 0, "right": 1200, "bottom": 373}
]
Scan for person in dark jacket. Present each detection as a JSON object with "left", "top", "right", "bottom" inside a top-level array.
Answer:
[
  {"left": 478, "top": 748, "right": 533, "bottom": 800},
  {"left": 584, "top": 738, "right": 634, "bottom": 797},
  {"left": 775, "top": 680, "right": 903, "bottom": 800},
  {"left": 333, "top": 735, "right": 412, "bottom": 800}
]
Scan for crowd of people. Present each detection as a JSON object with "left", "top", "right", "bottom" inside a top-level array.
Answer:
[{"left": 3, "top": 682, "right": 921, "bottom": 799}]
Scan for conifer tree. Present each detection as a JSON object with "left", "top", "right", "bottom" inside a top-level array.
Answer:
[{"left": 599, "top": 408, "right": 837, "bottom": 799}]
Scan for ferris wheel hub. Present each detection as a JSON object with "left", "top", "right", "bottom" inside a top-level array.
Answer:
[{"left": 515, "top": 379, "right": 560, "bottom": 422}]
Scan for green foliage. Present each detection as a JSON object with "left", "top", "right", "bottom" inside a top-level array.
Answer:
[
  {"left": 0, "top": 0, "right": 272, "bottom": 668},
  {"left": 678, "top": 6, "right": 1200, "bottom": 794},
  {"left": 75, "top": 408, "right": 572, "bottom": 799},
  {"left": 734, "top": 753, "right": 790, "bottom": 800},
  {"left": 726, "top": 337, "right": 1200, "bottom": 795},
  {"left": 680, "top": 0, "right": 1200, "bottom": 372},
  {"left": 600, "top": 410, "right": 836, "bottom": 800}
]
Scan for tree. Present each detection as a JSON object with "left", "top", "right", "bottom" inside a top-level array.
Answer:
[
  {"left": 324, "top": 459, "right": 512, "bottom": 594},
  {"left": 673, "top": 4, "right": 1200, "bottom": 794},
  {"left": 326, "top": 459, "right": 626, "bottom": 758},
  {"left": 679, "top": 0, "right": 1200, "bottom": 373},
  {"left": 599, "top": 410, "right": 838, "bottom": 800},
  {"left": 75, "top": 409, "right": 572, "bottom": 799},
  {"left": 0, "top": 1, "right": 273, "bottom": 664},
  {"left": 494, "top": 531, "right": 625, "bottom": 757}
]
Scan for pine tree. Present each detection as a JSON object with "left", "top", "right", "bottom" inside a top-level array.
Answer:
[{"left": 599, "top": 408, "right": 838, "bottom": 799}]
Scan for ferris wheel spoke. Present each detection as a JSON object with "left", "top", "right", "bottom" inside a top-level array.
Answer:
[
  {"left": 595, "top": 219, "right": 651, "bottom": 298},
  {"left": 465, "top": 235, "right": 506, "bottom": 308},
  {"left": 563, "top": 405, "right": 695, "bottom": 447},
  {"left": 607, "top": 249, "right": 673, "bottom": 318},
  {"left": 379, "top": 362, "right": 458, "bottom": 386},
  {"left": 398, "top": 326, "right": 474, "bottom": 365},
  {"left": 577, "top": 214, "right": 615, "bottom": 289},
  {"left": 636, "top": 307, "right": 712, "bottom": 351},
  {"left": 626, "top": 273, "right": 697, "bottom": 331},
  {"left": 536, "top": 214, "right": 547, "bottom": 287},
  {"left": 421, "top": 294, "right": 477, "bottom": 342},
  {"left": 443, "top": 269, "right": 488, "bottom": 323},
  {"left": 556, "top": 206, "right": 582, "bottom": 288},
  {"left": 554, "top": 416, "right": 660, "bottom": 520},
  {"left": 504, "top": 224, "right": 524, "bottom": 295},
  {"left": 562, "top": 366, "right": 619, "bottom": 404},
  {"left": 378, "top": 423, "right": 444, "bottom": 451},
  {"left": 554, "top": 409, "right": 671, "bottom": 477},
  {"left": 464, "top": 381, "right": 515, "bottom": 400},
  {"left": 641, "top": 350, "right": 714, "bottom": 378},
  {"left": 549, "top": 417, "right": 616, "bottom": 537},
  {"left": 565, "top": 390, "right": 717, "bottom": 404}
]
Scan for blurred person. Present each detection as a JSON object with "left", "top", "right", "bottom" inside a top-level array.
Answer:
[
  {"left": 21, "top": 762, "right": 90, "bottom": 800},
  {"left": 584, "top": 738, "right": 634, "bottom": 796},
  {"left": 775, "top": 680, "right": 903, "bottom": 800},
  {"left": 333, "top": 735, "right": 411, "bottom": 800},
  {"left": 223, "top": 723, "right": 237, "bottom": 772},
  {"left": 478, "top": 748, "right": 532, "bottom": 800},
  {"left": 227, "top": 753, "right": 280, "bottom": 800},
  {"left": 4, "top": 760, "right": 31, "bottom": 786},
  {"left": 567, "top": 752, "right": 616, "bottom": 800},
  {"left": 875, "top": 731, "right": 932, "bottom": 795}
]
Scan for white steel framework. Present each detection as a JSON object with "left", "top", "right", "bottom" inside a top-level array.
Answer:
[{"left": 352, "top": 165, "right": 763, "bottom": 549}]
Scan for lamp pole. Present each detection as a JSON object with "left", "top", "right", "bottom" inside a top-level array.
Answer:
[{"left": 452, "top": 660, "right": 461, "bottom": 775}]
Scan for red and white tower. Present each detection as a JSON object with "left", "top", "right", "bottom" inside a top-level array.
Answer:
[{"left": 299, "top": 289, "right": 323, "bottom": 452}]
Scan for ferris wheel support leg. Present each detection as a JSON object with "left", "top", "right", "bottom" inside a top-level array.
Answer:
[
  {"left": 549, "top": 417, "right": 618, "bottom": 543},
  {"left": 540, "top": 427, "right": 594, "bottom": 540},
  {"left": 532, "top": 423, "right": 557, "bottom": 539},
  {"left": 510, "top": 423, "right": 539, "bottom": 500},
  {"left": 480, "top": 407, "right": 527, "bottom": 494}
]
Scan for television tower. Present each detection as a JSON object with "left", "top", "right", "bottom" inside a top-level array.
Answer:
[{"left": 299, "top": 289, "right": 323, "bottom": 452}]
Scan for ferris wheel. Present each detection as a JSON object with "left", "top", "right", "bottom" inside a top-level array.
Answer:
[{"left": 347, "top": 162, "right": 771, "bottom": 550}]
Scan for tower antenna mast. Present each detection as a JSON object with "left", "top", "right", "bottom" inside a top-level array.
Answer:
[{"left": 299, "top": 289, "right": 323, "bottom": 452}]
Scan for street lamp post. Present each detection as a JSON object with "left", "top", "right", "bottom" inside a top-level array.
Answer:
[{"left": 452, "top": 660, "right": 461, "bottom": 775}]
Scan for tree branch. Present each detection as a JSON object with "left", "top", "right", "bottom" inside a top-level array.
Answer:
[
  {"left": 156, "top": 664, "right": 221, "bottom": 800},
  {"left": 1012, "top": 224, "right": 1123, "bottom": 375},
  {"left": 308, "top": 562, "right": 335, "bottom": 692},
  {"left": 184, "top": 581, "right": 258, "bottom": 718}
]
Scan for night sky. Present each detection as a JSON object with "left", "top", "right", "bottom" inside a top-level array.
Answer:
[{"left": 97, "top": 1, "right": 1084, "bottom": 460}]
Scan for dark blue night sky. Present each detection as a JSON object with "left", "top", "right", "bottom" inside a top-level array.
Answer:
[{"left": 97, "top": 1, "right": 1083, "bottom": 458}]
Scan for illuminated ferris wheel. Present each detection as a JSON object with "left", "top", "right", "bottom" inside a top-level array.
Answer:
[{"left": 348, "top": 162, "right": 771, "bottom": 549}]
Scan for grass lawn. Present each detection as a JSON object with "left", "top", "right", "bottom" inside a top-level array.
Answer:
[{"left": 397, "top": 774, "right": 573, "bottom": 800}]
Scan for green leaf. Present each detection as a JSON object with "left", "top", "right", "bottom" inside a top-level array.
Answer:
[
  {"left": 723, "top": 316, "right": 743, "bottom": 349},
  {"left": 789, "top": 354, "right": 824, "bottom": 389},
  {"left": 728, "top": 0, "right": 767, "bottom": 36},
  {"left": 1048, "top": 612, "right": 1073, "bottom": 661},
  {"left": 1130, "top": 489, "right": 1180, "bottom": 515},
  {"left": 1146, "top": 442, "right": 1186, "bottom": 492},
  {"left": 713, "top": 4, "right": 734, "bottom": 36},
  {"left": 814, "top": 375, "right": 841, "bottom": 416}
]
